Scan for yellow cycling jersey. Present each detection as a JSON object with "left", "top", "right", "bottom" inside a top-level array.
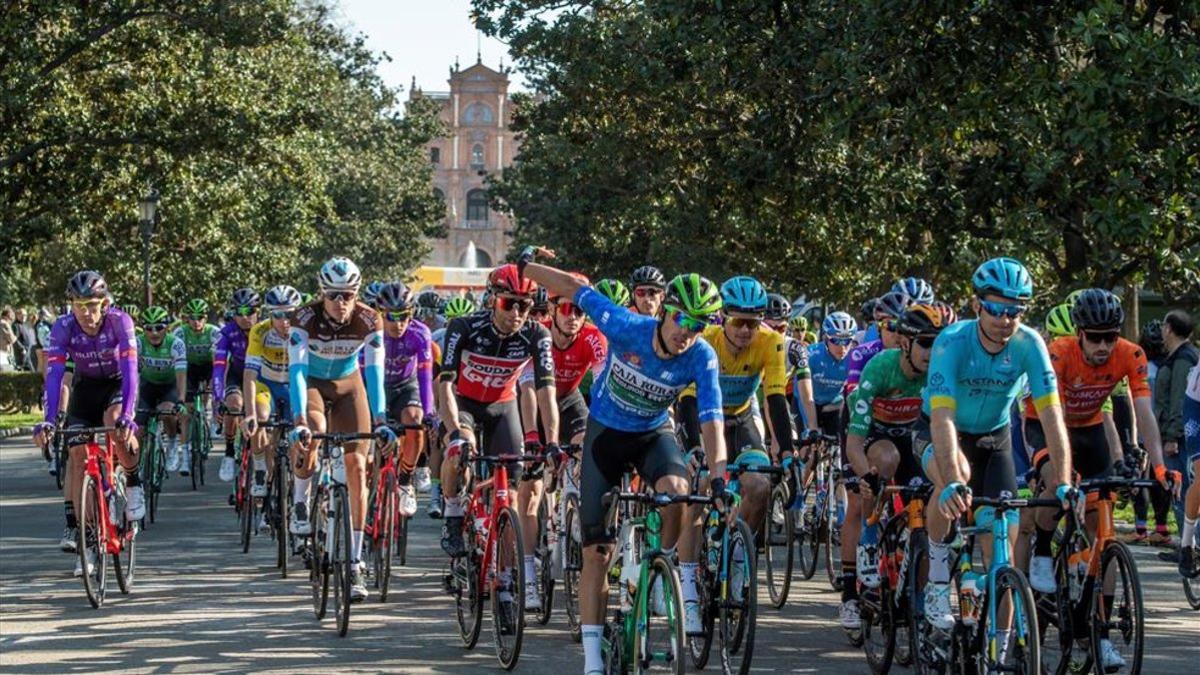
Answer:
[
  {"left": 245, "top": 319, "right": 289, "bottom": 385},
  {"left": 682, "top": 323, "right": 787, "bottom": 416}
]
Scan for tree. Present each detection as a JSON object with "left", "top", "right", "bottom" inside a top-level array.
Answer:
[{"left": 474, "top": 0, "right": 1199, "bottom": 309}]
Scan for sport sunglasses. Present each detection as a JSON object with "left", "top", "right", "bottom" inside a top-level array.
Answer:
[
  {"left": 385, "top": 309, "right": 414, "bottom": 322},
  {"left": 496, "top": 296, "right": 535, "bottom": 313},
  {"left": 665, "top": 306, "right": 711, "bottom": 333},
  {"left": 978, "top": 298, "right": 1028, "bottom": 319},
  {"left": 555, "top": 301, "right": 586, "bottom": 318}
]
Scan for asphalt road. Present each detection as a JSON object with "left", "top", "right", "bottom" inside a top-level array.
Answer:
[{"left": 1, "top": 436, "right": 1197, "bottom": 673}]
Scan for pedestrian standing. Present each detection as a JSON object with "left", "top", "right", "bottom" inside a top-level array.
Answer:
[
  {"left": 13, "top": 307, "right": 36, "bottom": 371},
  {"left": 0, "top": 307, "right": 16, "bottom": 373},
  {"left": 1156, "top": 310, "right": 1198, "bottom": 557}
]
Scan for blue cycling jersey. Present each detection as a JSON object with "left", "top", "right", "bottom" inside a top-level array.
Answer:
[
  {"left": 806, "top": 342, "right": 851, "bottom": 407},
  {"left": 575, "top": 287, "right": 722, "bottom": 432},
  {"left": 922, "top": 320, "right": 1059, "bottom": 434}
]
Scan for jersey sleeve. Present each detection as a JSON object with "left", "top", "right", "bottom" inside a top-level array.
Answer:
[
  {"left": 115, "top": 312, "right": 139, "bottom": 420},
  {"left": 245, "top": 323, "right": 265, "bottom": 375},
  {"left": 416, "top": 329, "right": 435, "bottom": 417},
  {"left": 518, "top": 361, "right": 535, "bottom": 387},
  {"left": 586, "top": 328, "right": 608, "bottom": 376},
  {"left": 1122, "top": 342, "right": 1152, "bottom": 400},
  {"left": 846, "top": 355, "right": 885, "bottom": 437},
  {"left": 531, "top": 323, "right": 555, "bottom": 390},
  {"left": 287, "top": 325, "right": 310, "bottom": 422},
  {"left": 438, "top": 317, "right": 468, "bottom": 383},
  {"left": 575, "top": 286, "right": 632, "bottom": 346},
  {"left": 42, "top": 319, "right": 70, "bottom": 423},
  {"left": 925, "top": 331, "right": 959, "bottom": 413},
  {"left": 361, "top": 319, "right": 386, "bottom": 420},
  {"left": 691, "top": 342, "right": 723, "bottom": 424},
  {"left": 789, "top": 340, "right": 811, "bottom": 379},
  {"left": 171, "top": 335, "right": 188, "bottom": 372},
  {"left": 761, "top": 329, "right": 788, "bottom": 398},
  {"left": 212, "top": 327, "right": 229, "bottom": 400},
  {"left": 1022, "top": 330, "right": 1060, "bottom": 414}
]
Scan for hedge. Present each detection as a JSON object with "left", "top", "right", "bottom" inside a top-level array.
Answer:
[{"left": 0, "top": 372, "right": 42, "bottom": 414}]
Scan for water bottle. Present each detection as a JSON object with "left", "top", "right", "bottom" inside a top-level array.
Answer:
[
  {"left": 960, "top": 571, "right": 982, "bottom": 626},
  {"left": 108, "top": 491, "right": 121, "bottom": 526},
  {"left": 548, "top": 524, "right": 562, "bottom": 577},
  {"left": 1068, "top": 549, "right": 1088, "bottom": 602}
]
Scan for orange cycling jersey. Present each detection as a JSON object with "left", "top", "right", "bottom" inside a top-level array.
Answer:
[{"left": 1023, "top": 336, "right": 1150, "bottom": 427}]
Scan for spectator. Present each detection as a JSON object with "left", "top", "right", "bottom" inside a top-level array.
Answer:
[
  {"left": 0, "top": 307, "right": 15, "bottom": 373},
  {"left": 12, "top": 307, "right": 36, "bottom": 371},
  {"left": 1156, "top": 310, "right": 1199, "bottom": 558},
  {"left": 34, "top": 308, "right": 54, "bottom": 374}
]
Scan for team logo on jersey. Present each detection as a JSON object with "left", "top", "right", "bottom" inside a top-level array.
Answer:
[
  {"left": 855, "top": 400, "right": 869, "bottom": 416},
  {"left": 623, "top": 352, "right": 642, "bottom": 367},
  {"left": 929, "top": 373, "right": 945, "bottom": 388}
]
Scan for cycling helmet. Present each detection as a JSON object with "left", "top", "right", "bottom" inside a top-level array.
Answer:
[
  {"left": 1065, "top": 289, "right": 1086, "bottom": 307},
  {"left": 264, "top": 285, "right": 303, "bottom": 311},
  {"left": 897, "top": 302, "right": 957, "bottom": 337},
  {"left": 533, "top": 286, "right": 549, "bottom": 310},
  {"left": 300, "top": 292, "right": 315, "bottom": 305},
  {"left": 376, "top": 281, "right": 414, "bottom": 311},
  {"left": 821, "top": 311, "right": 857, "bottom": 339},
  {"left": 788, "top": 314, "right": 810, "bottom": 332},
  {"left": 665, "top": 274, "right": 723, "bottom": 319},
  {"left": 142, "top": 305, "right": 170, "bottom": 325},
  {"left": 416, "top": 289, "right": 441, "bottom": 311},
  {"left": 318, "top": 256, "right": 362, "bottom": 293},
  {"left": 765, "top": 293, "right": 791, "bottom": 322},
  {"left": 802, "top": 330, "right": 818, "bottom": 344},
  {"left": 972, "top": 257, "right": 1033, "bottom": 301},
  {"left": 860, "top": 298, "right": 878, "bottom": 323},
  {"left": 488, "top": 263, "right": 537, "bottom": 296},
  {"left": 67, "top": 271, "right": 108, "bottom": 300},
  {"left": 183, "top": 298, "right": 209, "bottom": 318},
  {"left": 1070, "top": 288, "right": 1124, "bottom": 331},
  {"left": 230, "top": 287, "right": 261, "bottom": 310},
  {"left": 443, "top": 296, "right": 476, "bottom": 319},
  {"left": 121, "top": 304, "right": 141, "bottom": 320},
  {"left": 891, "top": 277, "right": 935, "bottom": 304},
  {"left": 875, "top": 290, "right": 913, "bottom": 320},
  {"left": 720, "top": 276, "right": 768, "bottom": 314},
  {"left": 1045, "top": 303, "right": 1076, "bottom": 338},
  {"left": 1140, "top": 320, "right": 1164, "bottom": 356},
  {"left": 630, "top": 265, "right": 666, "bottom": 289},
  {"left": 362, "top": 280, "right": 385, "bottom": 308},
  {"left": 595, "top": 278, "right": 631, "bottom": 306}
]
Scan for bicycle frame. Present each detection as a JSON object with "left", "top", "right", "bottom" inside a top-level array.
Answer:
[
  {"left": 468, "top": 453, "right": 543, "bottom": 594},
  {"left": 78, "top": 427, "right": 131, "bottom": 555}
]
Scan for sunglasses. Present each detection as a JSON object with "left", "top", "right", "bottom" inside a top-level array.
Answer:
[
  {"left": 634, "top": 287, "right": 664, "bottom": 298},
  {"left": 235, "top": 305, "right": 258, "bottom": 317},
  {"left": 881, "top": 319, "right": 898, "bottom": 332},
  {"left": 666, "top": 307, "right": 709, "bottom": 334},
  {"left": 765, "top": 319, "right": 787, "bottom": 332},
  {"left": 496, "top": 296, "right": 534, "bottom": 313},
  {"left": 1083, "top": 330, "right": 1120, "bottom": 345},
  {"left": 978, "top": 298, "right": 1028, "bottom": 319},
  {"left": 385, "top": 310, "right": 414, "bottom": 322},
  {"left": 72, "top": 299, "right": 104, "bottom": 309},
  {"left": 725, "top": 316, "right": 762, "bottom": 330},
  {"left": 145, "top": 323, "right": 168, "bottom": 333},
  {"left": 268, "top": 309, "right": 293, "bottom": 320},
  {"left": 913, "top": 335, "right": 937, "bottom": 349},
  {"left": 325, "top": 291, "right": 356, "bottom": 302},
  {"left": 827, "top": 336, "right": 854, "bottom": 346},
  {"left": 556, "top": 302, "right": 586, "bottom": 318},
  {"left": 186, "top": 315, "right": 206, "bottom": 321}
]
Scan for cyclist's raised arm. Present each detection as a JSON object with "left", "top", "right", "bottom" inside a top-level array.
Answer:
[{"left": 287, "top": 323, "right": 310, "bottom": 427}]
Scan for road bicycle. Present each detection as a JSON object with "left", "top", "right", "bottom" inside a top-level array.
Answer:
[
  {"left": 367, "top": 422, "right": 424, "bottom": 601},
  {"left": 260, "top": 419, "right": 294, "bottom": 577},
  {"left": 137, "top": 409, "right": 173, "bottom": 525},
  {"left": 763, "top": 432, "right": 825, "bottom": 608},
  {"left": 69, "top": 425, "right": 138, "bottom": 608},
  {"left": 184, "top": 382, "right": 213, "bottom": 489}
]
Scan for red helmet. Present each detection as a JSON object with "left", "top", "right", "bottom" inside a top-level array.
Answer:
[
  {"left": 488, "top": 263, "right": 537, "bottom": 296},
  {"left": 549, "top": 272, "right": 590, "bottom": 301}
]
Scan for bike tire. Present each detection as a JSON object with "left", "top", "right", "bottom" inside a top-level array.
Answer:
[
  {"left": 310, "top": 489, "right": 330, "bottom": 620},
  {"left": 535, "top": 496, "right": 554, "bottom": 626},
  {"left": 907, "top": 530, "right": 944, "bottom": 675},
  {"left": 1184, "top": 544, "right": 1200, "bottom": 610},
  {"left": 824, "top": 476, "right": 844, "bottom": 592},
  {"left": 332, "top": 486, "right": 353, "bottom": 637},
  {"left": 455, "top": 543, "right": 484, "bottom": 649},
  {"left": 377, "top": 476, "right": 395, "bottom": 601},
  {"left": 638, "top": 552, "right": 686, "bottom": 675},
  {"left": 114, "top": 511, "right": 136, "bottom": 595},
  {"left": 719, "top": 518, "right": 757, "bottom": 675},
  {"left": 53, "top": 437, "right": 65, "bottom": 491},
  {"left": 492, "top": 505, "right": 526, "bottom": 671},
  {"left": 764, "top": 483, "right": 794, "bottom": 608},
  {"left": 240, "top": 462, "right": 254, "bottom": 554},
  {"left": 190, "top": 429, "right": 200, "bottom": 491},
  {"left": 397, "top": 510, "right": 409, "bottom": 567},
  {"left": 982, "top": 566, "right": 1040, "bottom": 675},
  {"left": 1090, "top": 542, "right": 1143, "bottom": 674},
  {"left": 563, "top": 493, "right": 584, "bottom": 643},
  {"left": 795, "top": 481, "right": 820, "bottom": 581},
  {"left": 688, "top": 540, "right": 714, "bottom": 670},
  {"left": 78, "top": 474, "right": 108, "bottom": 608},
  {"left": 275, "top": 453, "right": 291, "bottom": 577}
]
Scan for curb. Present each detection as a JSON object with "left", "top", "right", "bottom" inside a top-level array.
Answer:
[{"left": 0, "top": 426, "right": 33, "bottom": 439}]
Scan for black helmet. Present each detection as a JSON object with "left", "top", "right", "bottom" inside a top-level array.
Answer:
[
  {"left": 230, "top": 287, "right": 261, "bottom": 310},
  {"left": 377, "top": 281, "right": 414, "bottom": 311},
  {"left": 897, "top": 301, "right": 958, "bottom": 338},
  {"left": 860, "top": 297, "right": 878, "bottom": 323},
  {"left": 67, "top": 271, "right": 107, "bottom": 300},
  {"left": 1139, "top": 319, "right": 1164, "bottom": 358},
  {"left": 1070, "top": 288, "right": 1124, "bottom": 331},
  {"left": 533, "top": 286, "right": 549, "bottom": 309},
  {"left": 875, "top": 290, "right": 913, "bottom": 320},
  {"left": 764, "top": 293, "right": 791, "bottom": 321},
  {"left": 630, "top": 265, "right": 666, "bottom": 289}
]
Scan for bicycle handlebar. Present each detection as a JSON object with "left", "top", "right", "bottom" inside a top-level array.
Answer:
[{"left": 601, "top": 490, "right": 714, "bottom": 509}]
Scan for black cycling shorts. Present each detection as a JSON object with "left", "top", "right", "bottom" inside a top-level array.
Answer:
[
  {"left": 136, "top": 379, "right": 179, "bottom": 427},
  {"left": 723, "top": 407, "right": 764, "bottom": 456},
  {"left": 861, "top": 424, "right": 923, "bottom": 486},
  {"left": 185, "top": 362, "right": 213, "bottom": 400},
  {"left": 457, "top": 397, "right": 524, "bottom": 480},
  {"left": 915, "top": 416, "right": 1017, "bottom": 499},
  {"left": 1026, "top": 419, "right": 1111, "bottom": 481},
  {"left": 386, "top": 378, "right": 424, "bottom": 424},
  {"left": 580, "top": 419, "right": 689, "bottom": 546},
  {"left": 66, "top": 376, "right": 124, "bottom": 445},
  {"left": 536, "top": 389, "right": 590, "bottom": 445}
]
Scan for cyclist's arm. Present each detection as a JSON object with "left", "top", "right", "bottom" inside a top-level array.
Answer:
[
  {"left": 42, "top": 320, "right": 68, "bottom": 424},
  {"left": 523, "top": 262, "right": 586, "bottom": 301},
  {"left": 518, "top": 378, "right": 538, "bottom": 436},
  {"left": 532, "top": 327, "right": 559, "bottom": 444},
  {"left": 116, "top": 312, "right": 139, "bottom": 421},
  {"left": 212, "top": 328, "right": 229, "bottom": 403},
  {"left": 172, "top": 336, "right": 188, "bottom": 405},
  {"left": 794, "top": 377, "right": 819, "bottom": 432},
  {"left": 417, "top": 333, "right": 436, "bottom": 418},
  {"left": 1101, "top": 412, "right": 1123, "bottom": 467},
  {"left": 1025, "top": 334, "right": 1069, "bottom": 486},
  {"left": 926, "top": 341, "right": 966, "bottom": 484},
  {"left": 675, "top": 394, "right": 702, "bottom": 451},
  {"left": 844, "top": 373, "right": 876, "bottom": 479},
  {"left": 362, "top": 327, "right": 386, "bottom": 425},
  {"left": 287, "top": 325, "right": 310, "bottom": 426},
  {"left": 694, "top": 345, "right": 727, "bottom": 477},
  {"left": 763, "top": 331, "right": 793, "bottom": 454},
  {"left": 1132, "top": 397, "right": 1165, "bottom": 470},
  {"left": 437, "top": 318, "right": 467, "bottom": 436}
]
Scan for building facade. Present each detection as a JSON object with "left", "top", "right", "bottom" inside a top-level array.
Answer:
[{"left": 410, "top": 59, "right": 518, "bottom": 269}]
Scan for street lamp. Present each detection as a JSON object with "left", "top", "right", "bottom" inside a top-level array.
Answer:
[{"left": 139, "top": 187, "right": 160, "bottom": 306}]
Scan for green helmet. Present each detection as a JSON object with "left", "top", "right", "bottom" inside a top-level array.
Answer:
[
  {"left": 1064, "top": 289, "right": 1085, "bottom": 307},
  {"left": 444, "top": 296, "right": 475, "bottom": 320},
  {"left": 1045, "top": 303, "right": 1075, "bottom": 338},
  {"left": 665, "top": 273, "right": 722, "bottom": 319},
  {"left": 183, "top": 298, "right": 209, "bottom": 318},
  {"left": 300, "top": 292, "right": 315, "bottom": 304},
  {"left": 122, "top": 303, "right": 140, "bottom": 319},
  {"left": 788, "top": 313, "right": 809, "bottom": 332},
  {"left": 142, "top": 305, "right": 170, "bottom": 325},
  {"left": 595, "top": 278, "right": 631, "bottom": 306}
]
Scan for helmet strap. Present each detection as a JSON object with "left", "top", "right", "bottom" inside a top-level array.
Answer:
[{"left": 655, "top": 320, "right": 674, "bottom": 358}]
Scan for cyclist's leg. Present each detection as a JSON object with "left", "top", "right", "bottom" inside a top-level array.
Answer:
[
  {"left": 730, "top": 412, "right": 770, "bottom": 534},
  {"left": 292, "top": 382, "right": 327, "bottom": 514},
  {"left": 331, "top": 375, "right": 371, "bottom": 566},
  {"left": 439, "top": 404, "right": 479, "bottom": 504},
  {"left": 221, "top": 368, "right": 245, "bottom": 466}
]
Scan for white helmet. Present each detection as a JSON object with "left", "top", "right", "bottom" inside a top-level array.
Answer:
[
  {"left": 264, "top": 285, "right": 302, "bottom": 311},
  {"left": 318, "top": 257, "right": 362, "bottom": 293}
]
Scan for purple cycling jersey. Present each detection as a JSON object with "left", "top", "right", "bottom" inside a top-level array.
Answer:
[
  {"left": 383, "top": 319, "right": 435, "bottom": 416},
  {"left": 843, "top": 339, "right": 883, "bottom": 397},
  {"left": 212, "top": 321, "right": 250, "bottom": 401},
  {"left": 43, "top": 309, "right": 139, "bottom": 422}
]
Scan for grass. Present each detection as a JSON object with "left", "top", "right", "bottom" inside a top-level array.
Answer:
[
  {"left": 1113, "top": 491, "right": 1178, "bottom": 531},
  {"left": 0, "top": 412, "right": 40, "bottom": 431}
]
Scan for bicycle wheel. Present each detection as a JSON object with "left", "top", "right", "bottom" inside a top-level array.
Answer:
[
  {"left": 114, "top": 510, "right": 136, "bottom": 594},
  {"left": 719, "top": 519, "right": 757, "bottom": 675},
  {"left": 906, "top": 530, "right": 943, "bottom": 675},
  {"left": 78, "top": 474, "right": 108, "bottom": 608},
  {"left": 823, "top": 477, "right": 844, "bottom": 592},
  {"left": 688, "top": 537, "right": 715, "bottom": 670},
  {"left": 396, "top": 509, "right": 409, "bottom": 566},
  {"left": 310, "top": 489, "right": 330, "bottom": 619},
  {"left": 764, "top": 483, "right": 794, "bottom": 609},
  {"left": 374, "top": 475, "right": 395, "bottom": 601},
  {"left": 1037, "top": 531, "right": 1080, "bottom": 675},
  {"left": 563, "top": 493, "right": 584, "bottom": 642},
  {"left": 275, "top": 455, "right": 291, "bottom": 577},
  {"left": 1089, "top": 542, "right": 1143, "bottom": 674},
  {"left": 239, "top": 461, "right": 255, "bottom": 553},
  {"left": 190, "top": 422, "right": 201, "bottom": 491},
  {"left": 861, "top": 577, "right": 895, "bottom": 674},
  {"left": 53, "top": 436, "right": 65, "bottom": 491},
  {"left": 332, "top": 486, "right": 353, "bottom": 636},
  {"left": 535, "top": 496, "right": 554, "bottom": 626},
  {"left": 794, "top": 480, "right": 820, "bottom": 581},
  {"left": 981, "top": 566, "right": 1040, "bottom": 675},
  {"left": 637, "top": 552, "right": 686, "bottom": 674},
  {"left": 1184, "top": 544, "right": 1200, "bottom": 610},
  {"left": 148, "top": 436, "right": 163, "bottom": 525},
  {"left": 454, "top": 543, "right": 484, "bottom": 648},
  {"left": 491, "top": 505, "right": 526, "bottom": 670}
]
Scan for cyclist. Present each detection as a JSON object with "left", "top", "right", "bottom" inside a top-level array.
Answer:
[
  {"left": 763, "top": 293, "right": 791, "bottom": 334},
  {"left": 1180, "top": 362, "right": 1199, "bottom": 577},
  {"left": 521, "top": 253, "right": 728, "bottom": 674},
  {"left": 892, "top": 276, "right": 935, "bottom": 304},
  {"left": 134, "top": 305, "right": 186, "bottom": 470},
  {"left": 919, "top": 257, "right": 1074, "bottom": 635},
  {"left": 807, "top": 311, "right": 858, "bottom": 437},
  {"left": 426, "top": 295, "right": 474, "bottom": 518},
  {"left": 376, "top": 281, "right": 436, "bottom": 518},
  {"left": 33, "top": 272, "right": 142, "bottom": 577},
  {"left": 594, "top": 278, "right": 631, "bottom": 307},
  {"left": 848, "top": 302, "right": 955, "bottom": 597},
  {"left": 361, "top": 280, "right": 385, "bottom": 310},
  {"left": 287, "top": 257, "right": 393, "bottom": 603},
  {"left": 436, "top": 263, "right": 559, "bottom": 615},
  {"left": 844, "top": 290, "right": 913, "bottom": 398},
  {"left": 415, "top": 289, "right": 444, "bottom": 332},
  {"left": 786, "top": 313, "right": 820, "bottom": 437},
  {"left": 213, "top": 287, "right": 261, "bottom": 483},
  {"left": 629, "top": 265, "right": 666, "bottom": 317},
  {"left": 170, "top": 298, "right": 219, "bottom": 475},
  {"left": 241, "top": 285, "right": 302, "bottom": 498},
  {"left": 531, "top": 286, "right": 551, "bottom": 323}
]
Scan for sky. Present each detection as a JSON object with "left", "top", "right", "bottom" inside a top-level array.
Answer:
[{"left": 333, "top": 0, "right": 527, "bottom": 94}]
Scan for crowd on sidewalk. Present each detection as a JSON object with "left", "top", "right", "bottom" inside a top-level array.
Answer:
[{"left": 0, "top": 305, "right": 56, "bottom": 373}]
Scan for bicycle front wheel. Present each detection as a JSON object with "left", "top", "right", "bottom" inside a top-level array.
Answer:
[
  {"left": 332, "top": 486, "right": 353, "bottom": 636},
  {"left": 823, "top": 478, "right": 844, "bottom": 592},
  {"left": 310, "top": 489, "right": 330, "bottom": 619},
  {"left": 374, "top": 475, "right": 395, "bottom": 601},
  {"left": 563, "top": 493, "right": 584, "bottom": 642},
  {"left": 981, "top": 566, "right": 1041, "bottom": 675},
  {"left": 274, "top": 455, "right": 291, "bottom": 577},
  {"left": 491, "top": 505, "right": 525, "bottom": 670},
  {"left": 1090, "top": 542, "right": 1143, "bottom": 674},
  {"left": 764, "top": 483, "right": 794, "bottom": 608},
  {"left": 534, "top": 496, "right": 554, "bottom": 626},
  {"left": 719, "top": 518, "right": 757, "bottom": 675},
  {"left": 637, "top": 552, "right": 686, "bottom": 674},
  {"left": 1184, "top": 543, "right": 1200, "bottom": 610},
  {"left": 78, "top": 474, "right": 108, "bottom": 608},
  {"left": 239, "top": 462, "right": 255, "bottom": 554},
  {"left": 795, "top": 480, "right": 820, "bottom": 581}
]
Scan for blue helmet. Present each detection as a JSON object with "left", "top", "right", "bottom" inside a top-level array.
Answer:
[
  {"left": 822, "top": 311, "right": 857, "bottom": 339},
  {"left": 891, "top": 277, "right": 935, "bottom": 304},
  {"left": 972, "top": 257, "right": 1033, "bottom": 301},
  {"left": 720, "top": 276, "right": 768, "bottom": 313}
]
